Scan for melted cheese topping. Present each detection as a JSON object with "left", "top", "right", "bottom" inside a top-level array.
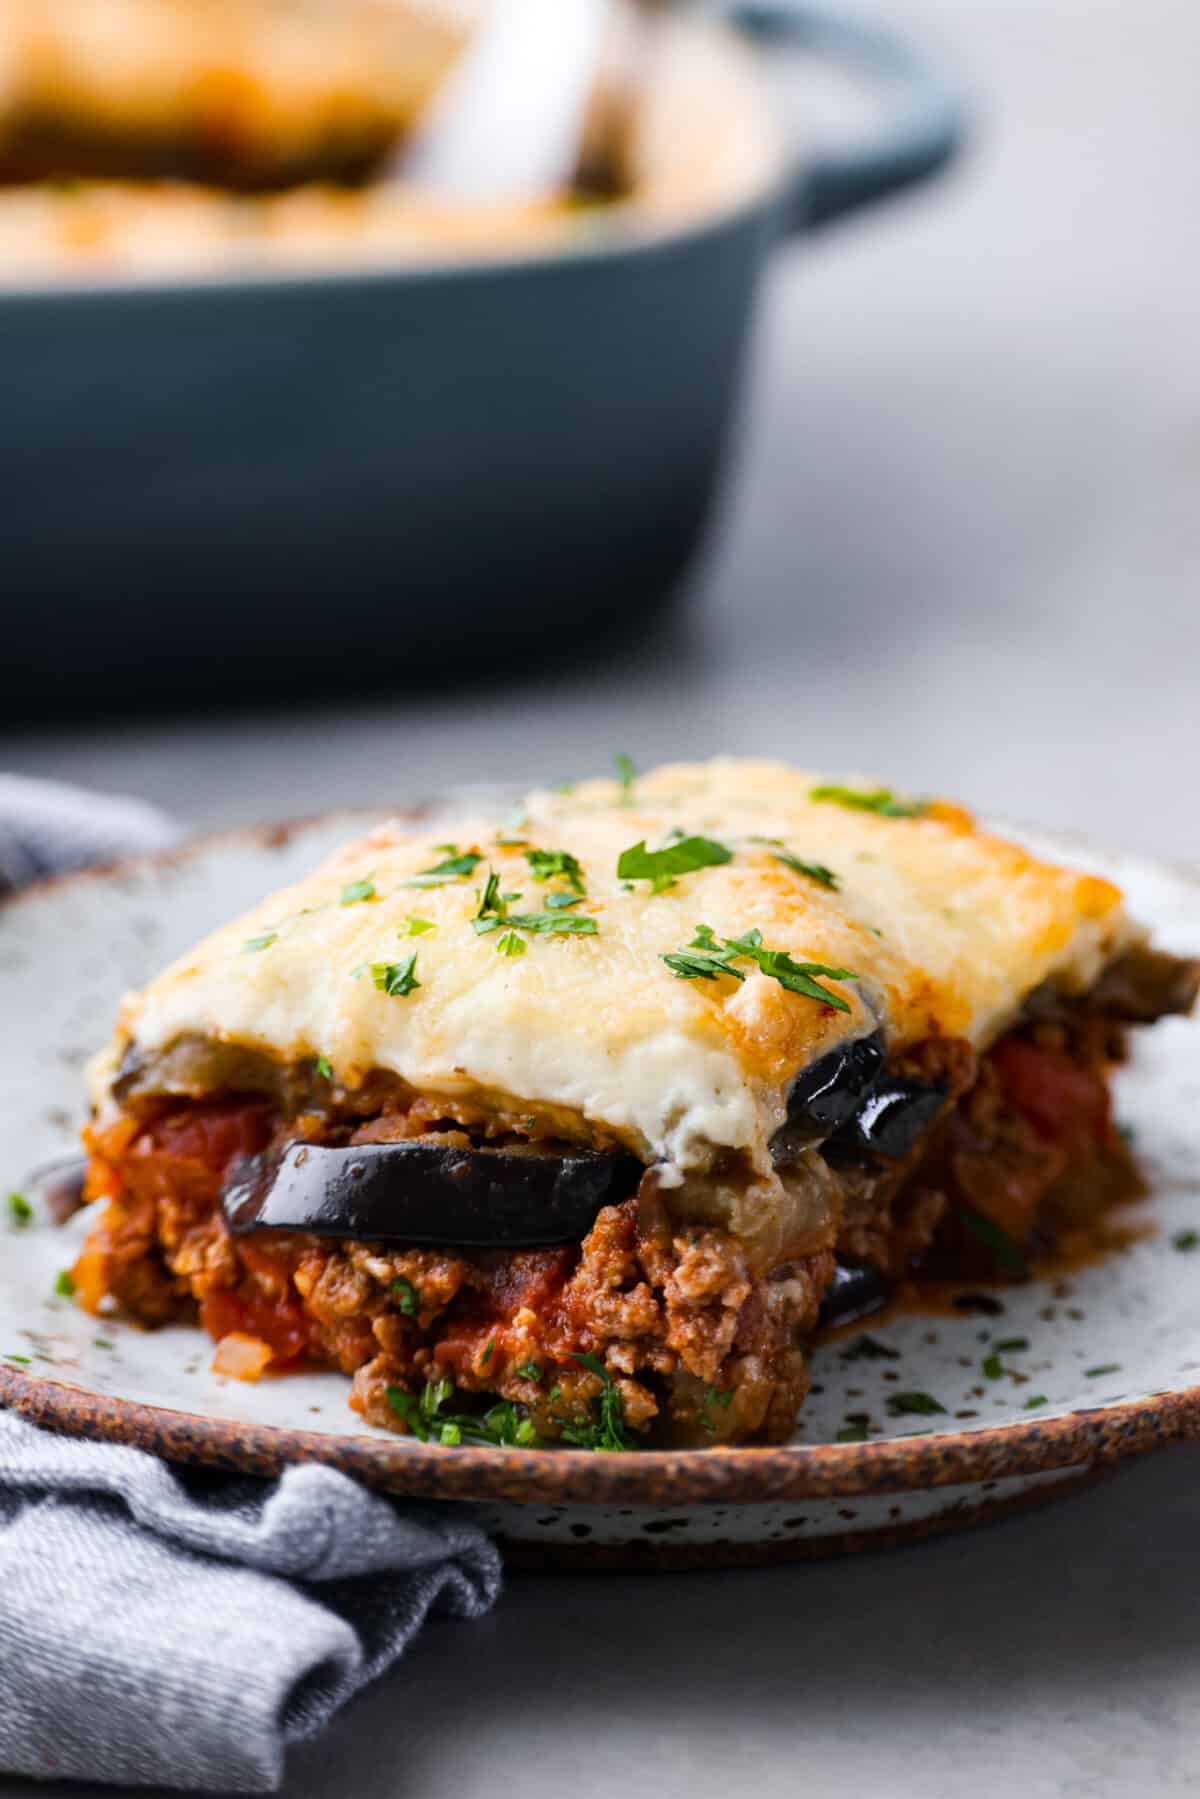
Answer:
[{"left": 91, "top": 759, "right": 1136, "bottom": 1177}]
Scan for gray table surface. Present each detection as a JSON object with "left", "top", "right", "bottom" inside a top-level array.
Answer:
[{"left": 5, "top": 1, "right": 1200, "bottom": 1794}]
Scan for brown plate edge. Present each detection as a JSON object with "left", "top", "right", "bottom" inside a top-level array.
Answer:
[{"left": 3, "top": 1366, "right": 1198, "bottom": 1506}]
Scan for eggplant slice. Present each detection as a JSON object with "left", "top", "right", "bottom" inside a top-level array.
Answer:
[
  {"left": 222, "top": 1138, "right": 645, "bottom": 1249},
  {"left": 817, "top": 1257, "right": 893, "bottom": 1329},
  {"left": 786, "top": 1031, "right": 886, "bottom": 1132},
  {"left": 785, "top": 1029, "right": 950, "bottom": 1164}
]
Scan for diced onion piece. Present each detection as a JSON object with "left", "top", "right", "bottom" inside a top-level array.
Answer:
[{"left": 212, "top": 1331, "right": 274, "bottom": 1382}]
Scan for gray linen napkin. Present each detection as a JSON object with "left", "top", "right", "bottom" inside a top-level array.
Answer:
[
  {"left": 0, "top": 1412, "right": 501, "bottom": 1791},
  {"left": 0, "top": 776, "right": 503, "bottom": 1790},
  {"left": 0, "top": 772, "right": 183, "bottom": 892}
]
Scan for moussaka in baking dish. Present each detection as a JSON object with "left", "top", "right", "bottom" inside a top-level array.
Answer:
[
  {"left": 0, "top": 0, "right": 770, "bottom": 281},
  {"left": 74, "top": 759, "right": 1199, "bottom": 1449}
]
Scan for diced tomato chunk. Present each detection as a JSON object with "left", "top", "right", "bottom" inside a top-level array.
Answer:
[
  {"left": 992, "top": 1038, "right": 1110, "bottom": 1149},
  {"left": 147, "top": 1100, "right": 271, "bottom": 1173},
  {"left": 200, "top": 1285, "right": 311, "bottom": 1366}
]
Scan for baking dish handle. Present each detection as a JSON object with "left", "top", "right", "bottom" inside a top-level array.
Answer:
[{"left": 721, "top": 1, "right": 968, "bottom": 233}]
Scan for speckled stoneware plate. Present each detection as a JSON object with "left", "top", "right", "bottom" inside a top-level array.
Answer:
[{"left": 2, "top": 811, "right": 1199, "bottom": 1570}]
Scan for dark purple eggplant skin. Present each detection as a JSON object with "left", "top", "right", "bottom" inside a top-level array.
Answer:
[
  {"left": 785, "top": 1030, "right": 947, "bottom": 1163},
  {"left": 786, "top": 1031, "right": 885, "bottom": 1132},
  {"left": 221, "top": 1139, "right": 644, "bottom": 1249},
  {"left": 817, "top": 1258, "right": 893, "bottom": 1329},
  {"left": 830, "top": 1079, "right": 949, "bottom": 1161}
]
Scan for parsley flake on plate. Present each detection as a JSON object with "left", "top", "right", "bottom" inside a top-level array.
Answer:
[
  {"left": 617, "top": 835, "right": 732, "bottom": 894},
  {"left": 885, "top": 1390, "right": 946, "bottom": 1417},
  {"left": 53, "top": 1269, "right": 76, "bottom": 1299},
  {"left": 662, "top": 924, "right": 856, "bottom": 1012},
  {"left": 1172, "top": 1229, "right": 1199, "bottom": 1252},
  {"left": 7, "top": 1192, "right": 32, "bottom": 1228},
  {"left": 314, "top": 1054, "right": 333, "bottom": 1081},
  {"left": 836, "top": 1418, "right": 870, "bottom": 1443},
  {"left": 810, "top": 784, "right": 927, "bottom": 819}
]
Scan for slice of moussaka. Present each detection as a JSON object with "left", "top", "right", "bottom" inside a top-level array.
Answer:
[{"left": 75, "top": 759, "right": 1199, "bottom": 1449}]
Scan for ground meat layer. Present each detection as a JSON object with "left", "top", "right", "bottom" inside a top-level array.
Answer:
[{"left": 75, "top": 1103, "right": 828, "bottom": 1447}]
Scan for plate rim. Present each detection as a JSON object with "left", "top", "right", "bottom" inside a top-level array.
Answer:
[{"left": 3, "top": 811, "right": 1199, "bottom": 1509}]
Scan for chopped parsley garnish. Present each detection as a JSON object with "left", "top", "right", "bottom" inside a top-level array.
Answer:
[
  {"left": 94, "top": 1338, "right": 115, "bottom": 1350},
  {"left": 1024, "top": 1394, "right": 1048, "bottom": 1409},
  {"left": 982, "top": 1351, "right": 1004, "bottom": 1381},
  {"left": 387, "top": 1378, "right": 541, "bottom": 1448},
  {"left": 994, "top": 1336, "right": 1029, "bottom": 1353},
  {"left": 544, "top": 891, "right": 583, "bottom": 911},
  {"left": 399, "top": 915, "right": 436, "bottom": 938},
  {"left": 561, "top": 1351, "right": 628, "bottom": 1453},
  {"left": 339, "top": 874, "right": 377, "bottom": 905},
  {"left": 662, "top": 924, "right": 856, "bottom": 1012},
  {"left": 475, "top": 868, "right": 505, "bottom": 923},
  {"left": 840, "top": 1333, "right": 900, "bottom": 1362},
  {"left": 496, "top": 930, "right": 527, "bottom": 958},
  {"left": 836, "top": 1418, "right": 870, "bottom": 1442},
  {"left": 54, "top": 1269, "right": 76, "bottom": 1299},
  {"left": 959, "top": 1207, "right": 1031, "bottom": 1281},
  {"left": 7, "top": 1192, "right": 32, "bottom": 1228},
  {"left": 614, "top": 752, "right": 637, "bottom": 803},
  {"left": 525, "top": 848, "right": 586, "bottom": 893},
  {"left": 515, "top": 1360, "right": 541, "bottom": 1383},
  {"left": 390, "top": 1276, "right": 419, "bottom": 1316},
  {"left": 885, "top": 1390, "right": 946, "bottom": 1417},
  {"left": 771, "top": 852, "right": 840, "bottom": 890},
  {"left": 473, "top": 867, "right": 598, "bottom": 949},
  {"left": 810, "top": 784, "right": 927, "bottom": 819},
  {"left": 480, "top": 1337, "right": 495, "bottom": 1369},
  {"left": 1172, "top": 1230, "right": 1199, "bottom": 1252},
  {"left": 358, "top": 954, "right": 421, "bottom": 998},
  {"left": 617, "top": 835, "right": 732, "bottom": 894},
  {"left": 241, "top": 931, "right": 279, "bottom": 953},
  {"left": 4, "top": 1352, "right": 31, "bottom": 1365},
  {"left": 1084, "top": 1363, "right": 1121, "bottom": 1379},
  {"left": 403, "top": 849, "right": 483, "bottom": 888},
  {"left": 314, "top": 1054, "right": 333, "bottom": 1081},
  {"left": 700, "top": 1385, "right": 735, "bottom": 1432}
]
